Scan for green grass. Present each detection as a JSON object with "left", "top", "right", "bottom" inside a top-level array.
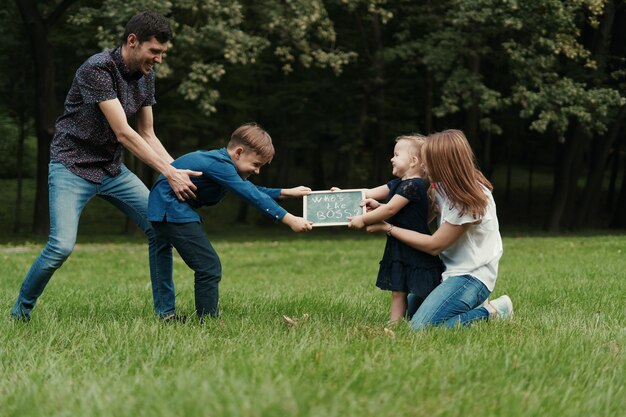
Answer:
[{"left": 1, "top": 234, "right": 624, "bottom": 417}]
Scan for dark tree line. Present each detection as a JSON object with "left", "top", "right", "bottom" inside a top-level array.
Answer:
[{"left": 1, "top": 0, "right": 625, "bottom": 234}]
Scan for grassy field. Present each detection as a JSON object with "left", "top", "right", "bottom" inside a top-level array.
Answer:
[{"left": 1, "top": 232, "right": 624, "bottom": 417}]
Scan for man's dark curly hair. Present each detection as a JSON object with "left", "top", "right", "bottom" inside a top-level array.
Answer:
[{"left": 121, "top": 11, "right": 172, "bottom": 45}]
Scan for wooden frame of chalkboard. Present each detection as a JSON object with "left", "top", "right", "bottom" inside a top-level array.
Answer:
[{"left": 303, "top": 189, "right": 367, "bottom": 227}]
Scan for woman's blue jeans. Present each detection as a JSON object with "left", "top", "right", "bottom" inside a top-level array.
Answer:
[
  {"left": 11, "top": 161, "right": 174, "bottom": 319},
  {"left": 409, "top": 274, "right": 491, "bottom": 330}
]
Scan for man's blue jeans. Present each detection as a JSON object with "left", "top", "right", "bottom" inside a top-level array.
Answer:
[
  {"left": 410, "top": 274, "right": 491, "bottom": 330},
  {"left": 11, "top": 161, "right": 174, "bottom": 319}
]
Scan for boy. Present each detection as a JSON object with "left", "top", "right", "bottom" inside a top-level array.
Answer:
[{"left": 148, "top": 123, "right": 312, "bottom": 321}]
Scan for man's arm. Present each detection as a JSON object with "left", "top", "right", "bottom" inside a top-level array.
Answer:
[
  {"left": 99, "top": 99, "right": 201, "bottom": 200},
  {"left": 136, "top": 106, "right": 174, "bottom": 164}
]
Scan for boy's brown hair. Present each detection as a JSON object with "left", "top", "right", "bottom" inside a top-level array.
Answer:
[{"left": 227, "top": 123, "right": 275, "bottom": 161}]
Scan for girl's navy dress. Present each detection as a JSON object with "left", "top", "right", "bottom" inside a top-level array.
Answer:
[{"left": 376, "top": 178, "right": 443, "bottom": 302}]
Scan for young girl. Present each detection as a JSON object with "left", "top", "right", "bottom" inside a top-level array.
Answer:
[
  {"left": 366, "top": 130, "right": 513, "bottom": 329},
  {"left": 348, "top": 135, "right": 443, "bottom": 324}
]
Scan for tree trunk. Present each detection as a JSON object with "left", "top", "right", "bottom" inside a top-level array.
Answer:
[
  {"left": 546, "top": 1, "right": 618, "bottom": 231},
  {"left": 16, "top": 0, "right": 79, "bottom": 235},
  {"left": 465, "top": 53, "right": 481, "bottom": 158},
  {"left": 370, "top": 16, "right": 387, "bottom": 185},
  {"left": 605, "top": 140, "right": 621, "bottom": 209},
  {"left": 13, "top": 112, "right": 26, "bottom": 233},
  {"left": 544, "top": 125, "right": 589, "bottom": 232},
  {"left": 235, "top": 201, "right": 249, "bottom": 224},
  {"left": 608, "top": 157, "right": 626, "bottom": 229},
  {"left": 424, "top": 70, "right": 433, "bottom": 134},
  {"left": 574, "top": 106, "right": 626, "bottom": 227}
]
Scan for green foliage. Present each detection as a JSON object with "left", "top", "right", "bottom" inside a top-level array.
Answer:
[
  {"left": 1, "top": 235, "right": 625, "bottom": 416},
  {"left": 383, "top": 0, "right": 625, "bottom": 138},
  {"left": 71, "top": 0, "right": 358, "bottom": 116}
]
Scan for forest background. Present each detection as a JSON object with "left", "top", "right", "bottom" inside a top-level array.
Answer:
[{"left": 1, "top": 0, "right": 625, "bottom": 238}]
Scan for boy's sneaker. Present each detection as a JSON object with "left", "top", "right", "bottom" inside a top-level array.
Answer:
[
  {"left": 11, "top": 313, "right": 31, "bottom": 322},
  {"left": 487, "top": 295, "right": 513, "bottom": 320},
  {"left": 162, "top": 313, "right": 187, "bottom": 324}
]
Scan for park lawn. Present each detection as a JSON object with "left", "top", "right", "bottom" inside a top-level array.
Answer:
[{"left": 0, "top": 233, "right": 624, "bottom": 417}]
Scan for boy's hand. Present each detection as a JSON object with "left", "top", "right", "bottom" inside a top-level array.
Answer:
[
  {"left": 281, "top": 186, "right": 312, "bottom": 198},
  {"left": 361, "top": 198, "right": 381, "bottom": 212},
  {"left": 348, "top": 215, "right": 366, "bottom": 229},
  {"left": 282, "top": 213, "right": 313, "bottom": 232}
]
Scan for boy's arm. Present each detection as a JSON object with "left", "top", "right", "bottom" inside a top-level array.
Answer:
[
  {"left": 281, "top": 213, "right": 313, "bottom": 232},
  {"left": 280, "top": 186, "right": 311, "bottom": 199},
  {"left": 348, "top": 194, "right": 409, "bottom": 229},
  {"left": 253, "top": 185, "right": 311, "bottom": 200}
]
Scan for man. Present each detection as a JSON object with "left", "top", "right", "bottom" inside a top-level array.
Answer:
[{"left": 11, "top": 11, "right": 199, "bottom": 322}]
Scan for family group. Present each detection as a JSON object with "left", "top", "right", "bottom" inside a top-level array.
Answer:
[{"left": 11, "top": 11, "right": 512, "bottom": 329}]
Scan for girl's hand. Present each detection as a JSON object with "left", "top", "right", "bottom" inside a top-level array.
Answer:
[
  {"left": 365, "top": 222, "right": 389, "bottom": 234},
  {"left": 361, "top": 198, "right": 381, "bottom": 212},
  {"left": 282, "top": 186, "right": 312, "bottom": 198},
  {"left": 348, "top": 215, "right": 366, "bottom": 229},
  {"left": 330, "top": 187, "right": 341, "bottom": 191}
]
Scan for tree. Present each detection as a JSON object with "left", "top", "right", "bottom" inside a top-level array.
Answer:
[{"left": 14, "top": 0, "right": 82, "bottom": 235}]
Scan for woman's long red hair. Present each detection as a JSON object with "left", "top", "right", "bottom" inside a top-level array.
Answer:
[{"left": 422, "top": 130, "right": 492, "bottom": 218}]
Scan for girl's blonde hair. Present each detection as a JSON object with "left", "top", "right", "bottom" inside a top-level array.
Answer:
[
  {"left": 396, "top": 134, "right": 426, "bottom": 176},
  {"left": 422, "top": 129, "right": 492, "bottom": 217},
  {"left": 397, "top": 134, "right": 438, "bottom": 217},
  {"left": 396, "top": 134, "right": 425, "bottom": 158}
]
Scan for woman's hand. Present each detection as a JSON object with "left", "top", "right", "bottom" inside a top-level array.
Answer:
[{"left": 365, "top": 221, "right": 389, "bottom": 234}]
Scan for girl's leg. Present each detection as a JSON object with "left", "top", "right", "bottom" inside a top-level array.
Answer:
[
  {"left": 152, "top": 222, "right": 222, "bottom": 319},
  {"left": 98, "top": 165, "right": 174, "bottom": 317},
  {"left": 409, "top": 275, "right": 490, "bottom": 331},
  {"left": 389, "top": 291, "right": 408, "bottom": 323},
  {"left": 12, "top": 162, "right": 95, "bottom": 319}
]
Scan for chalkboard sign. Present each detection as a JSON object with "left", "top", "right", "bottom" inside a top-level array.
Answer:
[{"left": 304, "top": 189, "right": 366, "bottom": 227}]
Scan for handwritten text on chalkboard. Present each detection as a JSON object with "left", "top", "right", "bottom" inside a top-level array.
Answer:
[{"left": 304, "top": 190, "right": 366, "bottom": 226}]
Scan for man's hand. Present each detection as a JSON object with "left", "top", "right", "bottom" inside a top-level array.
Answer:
[
  {"left": 282, "top": 213, "right": 313, "bottom": 232},
  {"left": 166, "top": 168, "right": 203, "bottom": 201},
  {"left": 348, "top": 215, "right": 366, "bottom": 229},
  {"left": 365, "top": 222, "right": 389, "bottom": 234},
  {"left": 281, "top": 186, "right": 312, "bottom": 198}
]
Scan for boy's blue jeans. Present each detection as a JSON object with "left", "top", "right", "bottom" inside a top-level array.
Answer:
[
  {"left": 11, "top": 161, "right": 173, "bottom": 319},
  {"left": 151, "top": 221, "right": 222, "bottom": 318},
  {"left": 409, "top": 274, "right": 491, "bottom": 330}
]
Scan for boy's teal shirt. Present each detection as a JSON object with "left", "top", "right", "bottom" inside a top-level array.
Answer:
[{"left": 148, "top": 148, "right": 287, "bottom": 223}]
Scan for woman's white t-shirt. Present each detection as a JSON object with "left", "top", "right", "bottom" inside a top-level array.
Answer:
[{"left": 435, "top": 185, "right": 502, "bottom": 291}]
